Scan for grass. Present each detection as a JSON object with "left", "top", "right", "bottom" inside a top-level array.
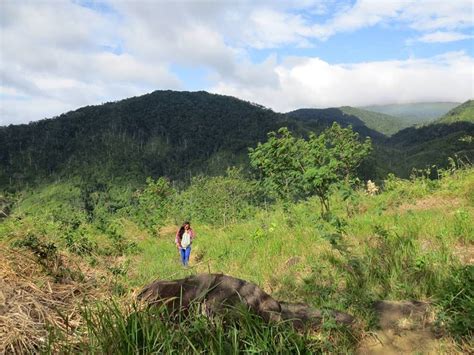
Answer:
[
  {"left": 74, "top": 301, "right": 357, "bottom": 354},
  {"left": 1, "top": 167, "right": 473, "bottom": 352}
]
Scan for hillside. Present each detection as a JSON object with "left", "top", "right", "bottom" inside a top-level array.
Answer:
[
  {"left": 1, "top": 161, "right": 472, "bottom": 353},
  {"left": 1, "top": 91, "right": 472, "bottom": 189},
  {"left": 0, "top": 91, "right": 295, "bottom": 187},
  {"left": 437, "top": 100, "right": 474, "bottom": 124},
  {"left": 338, "top": 106, "right": 407, "bottom": 136},
  {"left": 286, "top": 107, "right": 387, "bottom": 141},
  {"left": 384, "top": 121, "right": 474, "bottom": 176},
  {"left": 362, "top": 102, "right": 460, "bottom": 125}
]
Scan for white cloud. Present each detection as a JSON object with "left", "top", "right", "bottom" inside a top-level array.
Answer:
[
  {"left": 412, "top": 31, "right": 474, "bottom": 43},
  {"left": 212, "top": 51, "right": 474, "bottom": 112},
  {"left": 0, "top": 0, "right": 182, "bottom": 125},
  {"left": 308, "top": 0, "right": 473, "bottom": 40},
  {"left": 0, "top": 0, "right": 473, "bottom": 125}
]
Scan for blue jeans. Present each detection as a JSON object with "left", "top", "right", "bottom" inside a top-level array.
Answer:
[{"left": 180, "top": 246, "right": 191, "bottom": 266}]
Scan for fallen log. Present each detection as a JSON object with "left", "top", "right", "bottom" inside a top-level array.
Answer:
[{"left": 138, "top": 273, "right": 354, "bottom": 327}]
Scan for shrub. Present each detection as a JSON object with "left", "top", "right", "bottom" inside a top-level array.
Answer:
[{"left": 171, "top": 168, "right": 257, "bottom": 226}]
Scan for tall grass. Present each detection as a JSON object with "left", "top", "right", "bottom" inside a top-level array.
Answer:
[
  {"left": 74, "top": 301, "right": 356, "bottom": 354},
  {"left": 5, "top": 167, "right": 474, "bottom": 351}
]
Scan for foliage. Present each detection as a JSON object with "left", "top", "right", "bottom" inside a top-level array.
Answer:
[
  {"left": 437, "top": 99, "right": 474, "bottom": 124},
  {"left": 170, "top": 168, "right": 257, "bottom": 226},
  {"left": 0, "top": 90, "right": 291, "bottom": 187},
  {"left": 249, "top": 123, "right": 371, "bottom": 214},
  {"left": 134, "top": 177, "right": 173, "bottom": 235},
  {"left": 435, "top": 265, "right": 474, "bottom": 341}
]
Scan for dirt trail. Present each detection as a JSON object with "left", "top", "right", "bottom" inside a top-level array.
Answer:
[{"left": 357, "top": 301, "right": 458, "bottom": 354}]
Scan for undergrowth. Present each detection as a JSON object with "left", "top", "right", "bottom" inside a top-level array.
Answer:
[{"left": 1, "top": 166, "right": 473, "bottom": 352}]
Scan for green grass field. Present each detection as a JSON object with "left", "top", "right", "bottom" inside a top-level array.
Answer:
[{"left": 1, "top": 167, "right": 473, "bottom": 353}]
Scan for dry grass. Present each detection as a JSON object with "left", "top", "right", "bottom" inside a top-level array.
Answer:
[
  {"left": 395, "top": 196, "right": 463, "bottom": 213},
  {"left": 0, "top": 246, "right": 110, "bottom": 354}
]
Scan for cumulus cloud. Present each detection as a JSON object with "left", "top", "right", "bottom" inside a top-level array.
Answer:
[
  {"left": 0, "top": 0, "right": 473, "bottom": 125},
  {"left": 212, "top": 51, "right": 474, "bottom": 112},
  {"left": 0, "top": 0, "right": 182, "bottom": 125}
]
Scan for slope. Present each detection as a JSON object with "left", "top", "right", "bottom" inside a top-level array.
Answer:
[
  {"left": 0, "top": 90, "right": 296, "bottom": 187},
  {"left": 437, "top": 100, "right": 474, "bottom": 124},
  {"left": 362, "top": 102, "right": 460, "bottom": 125},
  {"left": 286, "top": 107, "right": 387, "bottom": 141},
  {"left": 338, "top": 106, "right": 407, "bottom": 136}
]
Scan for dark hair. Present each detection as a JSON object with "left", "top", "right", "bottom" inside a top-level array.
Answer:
[{"left": 178, "top": 221, "right": 191, "bottom": 239}]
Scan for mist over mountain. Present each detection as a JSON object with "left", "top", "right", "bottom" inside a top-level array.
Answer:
[
  {"left": 437, "top": 100, "right": 474, "bottom": 124},
  {"left": 361, "top": 102, "right": 460, "bottom": 125}
]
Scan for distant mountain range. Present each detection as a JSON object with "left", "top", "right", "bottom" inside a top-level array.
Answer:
[
  {"left": 1, "top": 91, "right": 472, "bottom": 188},
  {"left": 287, "top": 106, "right": 407, "bottom": 137},
  {"left": 361, "top": 102, "right": 460, "bottom": 125},
  {"left": 437, "top": 100, "right": 474, "bottom": 124}
]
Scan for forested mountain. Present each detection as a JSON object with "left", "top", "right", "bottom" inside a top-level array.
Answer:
[
  {"left": 362, "top": 102, "right": 460, "bottom": 125},
  {"left": 338, "top": 107, "right": 406, "bottom": 136},
  {"left": 383, "top": 122, "right": 474, "bottom": 176},
  {"left": 287, "top": 107, "right": 474, "bottom": 177},
  {"left": 286, "top": 108, "right": 387, "bottom": 141},
  {"left": 1, "top": 91, "right": 473, "bottom": 189},
  {"left": 0, "top": 91, "right": 296, "bottom": 187},
  {"left": 436, "top": 100, "right": 474, "bottom": 124}
]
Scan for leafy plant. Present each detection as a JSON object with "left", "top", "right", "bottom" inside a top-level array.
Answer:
[
  {"left": 249, "top": 124, "right": 371, "bottom": 216},
  {"left": 134, "top": 177, "right": 173, "bottom": 235}
]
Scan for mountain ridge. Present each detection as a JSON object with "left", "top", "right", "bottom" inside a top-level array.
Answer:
[
  {"left": 436, "top": 100, "right": 474, "bottom": 124},
  {"left": 1, "top": 90, "right": 473, "bottom": 188}
]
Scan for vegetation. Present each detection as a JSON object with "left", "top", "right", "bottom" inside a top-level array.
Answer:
[
  {"left": 362, "top": 102, "right": 460, "bottom": 124},
  {"left": 1, "top": 145, "right": 473, "bottom": 353},
  {"left": 437, "top": 99, "right": 474, "bottom": 124},
  {"left": 1, "top": 91, "right": 473, "bottom": 190},
  {"left": 1, "top": 92, "right": 473, "bottom": 353},
  {"left": 249, "top": 124, "right": 371, "bottom": 214},
  {"left": 339, "top": 106, "right": 407, "bottom": 136},
  {"left": 286, "top": 107, "right": 386, "bottom": 141}
]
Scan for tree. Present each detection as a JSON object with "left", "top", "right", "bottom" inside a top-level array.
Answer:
[
  {"left": 248, "top": 127, "right": 306, "bottom": 201},
  {"left": 135, "top": 177, "right": 173, "bottom": 234},
  {"left": 249, "top": 123, "right": 372, "bottom": 216}
]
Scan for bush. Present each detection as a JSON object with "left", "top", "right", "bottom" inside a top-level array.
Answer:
[
  {"left": 171, "top": 168, "right": 257, "bottom": 226},
  {"left": 133, "top": 177, "right": 173, "bottom": 235}
]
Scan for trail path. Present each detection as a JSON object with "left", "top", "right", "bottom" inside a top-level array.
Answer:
[{"left": 357, "top": 301, "right": 454, "bottom": 354}]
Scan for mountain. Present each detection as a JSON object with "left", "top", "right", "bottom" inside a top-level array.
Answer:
[
  {"left": 384, "top": 122, "right": 474, "bottom": 176},
  {"left": 0, "top": 91, "right": 296, "bottom": 187},
  {"left": 338, "top": 106, "right": 407, "bottom": 136},
  {"left": 362, "top": 102, "right": 460, "bottom": 125},
  {"left": 436, "top": 100, "right": 474, "bottom": 124},
  {"left": 1, "top": 91, "right": 472, "bottom": 189},
  {"left": 286, "top": 108, "right": 387, "bottom": 141}
]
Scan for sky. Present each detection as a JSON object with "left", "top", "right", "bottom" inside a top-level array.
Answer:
[{"left": 0, "top": 0, "right": 473, "bottom": 125}]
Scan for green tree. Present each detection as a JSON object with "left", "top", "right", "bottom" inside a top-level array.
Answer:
[
  {"left": 171, "top": 168, "right": 256, "bottom": 226},
  {"left": 135, "top": 177, "right": 173, "bottom": 235},
  {"left": 249, "top": 124, "right": 372, "bottom": 215},
  {"left": 248, "top": 127, "right": 306, "bottom": 201}
]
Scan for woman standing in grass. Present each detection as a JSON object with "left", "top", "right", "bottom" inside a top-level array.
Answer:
[{"left": 175, "top": 221, "right": 195, "bottom": 266}]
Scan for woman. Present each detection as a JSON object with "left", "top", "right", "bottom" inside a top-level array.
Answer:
[{"left": 175, "top": 221, "right": 195, "bottom": 266}]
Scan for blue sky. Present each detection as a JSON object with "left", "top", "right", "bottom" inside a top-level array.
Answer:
[{"left": 1, "top": 0, "right": 473, "bottom": 125}]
